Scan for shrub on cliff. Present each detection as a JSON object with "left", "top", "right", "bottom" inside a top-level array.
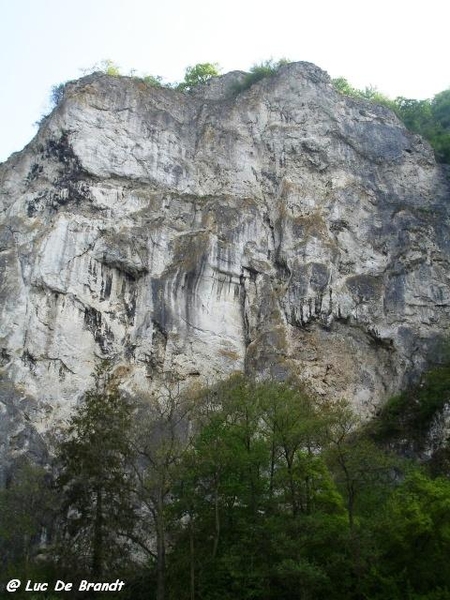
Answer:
[
  {"left": 50, "top": 83, "right": 65, "bottom": 108},
  {"left": 232, "top": 58, "right": 290, "bottom": 93},
  {"left": 87, "top": 58, "right": 121, "bottom": 76},
  {"left": 332, "top": 77, "right": 396, "bottom": 110},
  {"left": 368, "top": 361, "right": 450, "bottom": 453},
  {"left": 141, "top": 74, "right": 164, "bottom": 87}
]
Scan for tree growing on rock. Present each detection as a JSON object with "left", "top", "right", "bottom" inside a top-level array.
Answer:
[{"left": 177, "top": 63, "right": 220, "bottom": 90}]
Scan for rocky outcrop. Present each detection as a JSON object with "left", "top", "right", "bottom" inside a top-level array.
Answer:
[{"left": 1, "top": 62, "right": 450, "bottom": 458}]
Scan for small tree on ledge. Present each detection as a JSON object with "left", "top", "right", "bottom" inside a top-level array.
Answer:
[{"left": 177, "top": 63, "right": 221, "bottom": 91}]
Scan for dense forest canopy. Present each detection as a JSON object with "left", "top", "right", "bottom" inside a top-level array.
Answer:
[{"left": 1, "top": 361, "right": 450, "bottom": 600}]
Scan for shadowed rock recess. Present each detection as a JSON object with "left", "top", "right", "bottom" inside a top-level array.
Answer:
[{"left": 1, "top": 62, "right": 450, "bottom": 460}]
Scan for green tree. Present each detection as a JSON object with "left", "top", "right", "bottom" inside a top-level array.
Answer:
[
  {"left": 0, "top": 459, "right": 56, "bottom": 580},
  {"left": 56, "top": 361, "right": 136, "bottom": 577},
  {"left": 81, "top": 59, "right": 121, "bottom": 77},
  {"left": 131, "top": 379, "right": 195, "bottom": 600},
  {"left": 377, "top": 471, "right": 450, "bottom": 595},
  {"left": 393, "top": 97, "right": 434, "bottom": 136},
  {"left": 369, "top": 361, "right": 450, "bottom": 453},
  {"left": 177, "top": 63, "right": 220, "bottom": 90},
  {"left": 319, "top": 399, "right": 406, "bottom": 598},
  {"left": 391, "top": 94, "right": 450, "bottom": 162},
  {"left": 168, "top": 376, "right": 271, "bottom": 599},
  {"left": 50, "top": 83, "right": 65, "bottom": 108},
  {"left": 332, "top": 77, "right": 358, "bottom": 97},
  {"left": 429, "top": 90, "right": 450, "bottom": 163},
  {"left": 167, "top": 377, "right": 348, "bottom": 600},
  {"left": 360, "top": 86, "right": 396, "bottom": 109},
  {"left": 432, "top": 89, "right": 450, "bottom": 130},
  {"left": 257, "top": 381, "right": 341, "bottom": 517}
]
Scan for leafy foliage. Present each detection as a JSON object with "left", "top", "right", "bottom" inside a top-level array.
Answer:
[
  {"left": 332, "top": 76, "right": 359, "bottom": 96},
  {"left": 3, "top": 366, "right": 450, "bottom": 599},
  {"left": 369, "top": 362, "right": 450, "bottom": 450},
  {"left": 377, "top": 472, "right": 450, "bottom": 594},
  {"left": 0, "top": 459, "right": 56, "bottom": 581},
  {"left": 56, "top": 361, "right": 136, "bottom": 577},
  {"left": 90, "top": 58, "right": 122, "bottom": 76},
  {"left": 177, "top": 63, "right": 221, "bottom": 91},
  {"left": 167, "top": 378, "right": 352, "bottom": 600},
  {"left": 50, "top": 83, "right": 65, "bottom": 109},
  {"left": 332, "top": 77, "right": 398, "bottom": 111},
  {"left": 232, "top": 58, "right": 290, "bottom": 94},
  {"left": 130, "top": 380, "right": 195, "bottom": 600},
  {"left": 141, "top": 74, "right": 164, "bottom": 87}
]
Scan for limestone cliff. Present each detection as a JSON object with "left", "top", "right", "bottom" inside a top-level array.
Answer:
[{"left": 1, "top": 62, "right": 450, "bottom": 462}]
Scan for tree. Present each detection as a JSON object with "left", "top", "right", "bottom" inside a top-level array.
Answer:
[
  {"left": 167, "top": 377, "right": 348, "bottom": 600},
  {"left": 332, "top": 78, "right": 395, "bottom": 110},
  {"left": 393, "top": 97, "right": 434, "bottom": 135},
  {"left": 168, "top": 376, "right": 272, "bottom": 599},
  {"left": 258, "top": 381, "right": 339, "bottom": 517},
  {"left": 378, "top": 471, "right": 450, "bottom": 595},
  {"left": 56, "top": 361, "right": 136, "bottom": 577},
  {"left": 131, "top": 378, "right": 195, "bottom": 600},
  {"left": 316, "top": 399, "right": 403, "bottom": 598},
  {"left": 81, "top": 59, "right": 121, "bottom": 77},
  {"left": 50, "top": 83, "right": 65, "bottom": 109},
  {"left": 432, "top": 89, "right": 450, "bottom": 130},
  {"left": 177, "top": 63, "right": 220, "bottom": 90},
  {"left": 332, "top": 77, "right": 358, "bottom": 97},
  {"left": 369, "top": 361, "right": 450, "bottom": 454},
  {"left": 0, "top": 458, "right": 56, "bottom": 579}
]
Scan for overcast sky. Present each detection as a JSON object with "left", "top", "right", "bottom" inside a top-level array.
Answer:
[{"left": 1, "top": 0, "right": 449, "bottom": 163}]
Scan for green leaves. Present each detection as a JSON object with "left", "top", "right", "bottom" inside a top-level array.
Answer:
[
  {"left": 377, "top": 471, "right": 450, "bottom": 593},
  {"left": 232, "top": 58, "right": 290, "bottom": 94},
  {"left": 5, "top": 365, "right": 450, "bottom": 598},
  {"left": 56, "top": 361, "right": 136, "bottom": 576},
  {"left": 166, "top": 377, "right": 350, "bottom": 599},
  {"left": 0, "top": 459, "right": 56, "bottom": 578},
  {"left": 177, "top": 63, "right": 221, "bottom": 91},
  {"left": 370, "top": 361, "right": 450, "bottom": 452}
]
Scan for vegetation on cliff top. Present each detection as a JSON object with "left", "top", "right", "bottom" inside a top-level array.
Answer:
[
  {"left": 332, "top": 76, "right": 450, "bottom": 164},
  {"left": 48, "top": 59, "right": 450, "bottom": 166}
]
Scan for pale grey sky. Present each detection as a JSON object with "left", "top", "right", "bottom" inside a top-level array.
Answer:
[{"left": 1, "top": 0, "right": 449, "bottom": 162}]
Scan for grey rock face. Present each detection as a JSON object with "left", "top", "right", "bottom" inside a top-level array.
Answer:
[{"left": 1, "top": 62, "right": 450, "bottom": 452}]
